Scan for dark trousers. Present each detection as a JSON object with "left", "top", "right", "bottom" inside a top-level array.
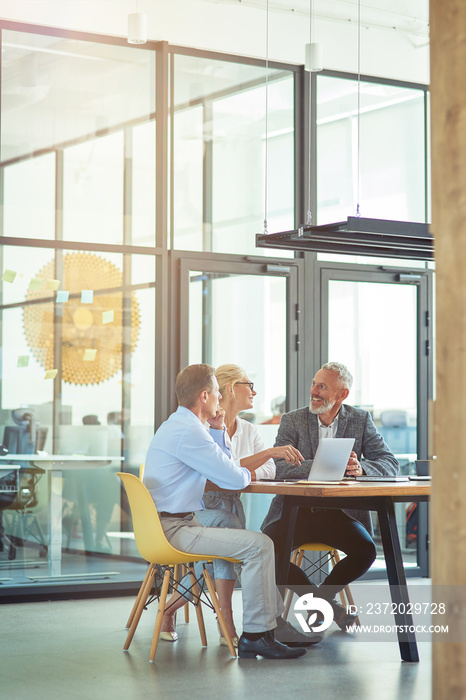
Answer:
[{"left": 263, "top": 508, "right": 377, "bottom": 599}]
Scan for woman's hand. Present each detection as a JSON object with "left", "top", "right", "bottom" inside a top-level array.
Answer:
[
  {"left": 270, "top": 444, "right": 304, "bottom": 466},
  {"left": 207, "top": 408, "right": 226, "bottom": 430}
]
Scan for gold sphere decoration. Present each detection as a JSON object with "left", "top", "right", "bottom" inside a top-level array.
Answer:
[{"left": 23, "top": 252, "right": 140, "bottom": 385}]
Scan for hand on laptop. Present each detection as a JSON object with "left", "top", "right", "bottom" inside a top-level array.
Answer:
[
  {"left": 270, "top": 444, "right": 304, "bottom": 466},
  {"left": 345, "top": 451, "right": 364, "bottom": 477}
]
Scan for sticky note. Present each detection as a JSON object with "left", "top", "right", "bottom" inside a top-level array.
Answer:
[
  {"left": 102, "top": 310, "right": 114, "bottom": 325},
  {"left": 17, "top": 355, "right": 30, "bottom": 368},
  {"left": 29, "top": 278, "right": 43, "bottom": 290},
  {"left": 56, "top": 291, "right": 69, "bottom": 303},
  {"left": 46, "top": 279, "right": 60, "bottom": 291},
  {"left": 81, "top": 290, "right": 93, "bottom": 304},
  {"left": 44, "top": 369, "right": 58, "bottom": 380},
  {"left": 83, "top": 349, "right": 97, "bottom": 361},
  {"left": 2, "top": 269, "right": 17, "bottom": 283}
]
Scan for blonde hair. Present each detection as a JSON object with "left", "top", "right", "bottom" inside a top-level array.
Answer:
[
  {"left": 175, "top": 363, "right": 216, "bottom": 408},
  {"left": 215, "top": 364, "right": 247, "bottom": 395}
]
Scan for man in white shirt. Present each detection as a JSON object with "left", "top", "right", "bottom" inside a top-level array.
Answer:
[{"left": 143, "top": 363, "right": 307, "bottom": 660}]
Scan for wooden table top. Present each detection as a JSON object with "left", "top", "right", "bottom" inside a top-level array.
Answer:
[{"left": 243, "top": 479, "right": 431, "bottom": 498}]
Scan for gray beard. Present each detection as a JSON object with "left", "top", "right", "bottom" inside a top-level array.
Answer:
[{"left": 309, "top": 397, "right": 335, "bottom": 415}]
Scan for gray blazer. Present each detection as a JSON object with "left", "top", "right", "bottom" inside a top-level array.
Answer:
[{"left": 260, "top": 404, "right": 399, "bottom": 535}]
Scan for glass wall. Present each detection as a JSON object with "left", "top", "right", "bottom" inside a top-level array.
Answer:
[
  {"left": 0, "top": 22, "right": 430, "bottom": 593},
  {"left": 0, "top": 29, "right": 156, "bottom": 586},
  {"left": 0, "top": 26, "right": 299, "bottom": 593},
  {"left": 172, "top": 54, "right": 295, "bottom": 256},
  {"left": 315, "top": 74, "right": 428, "bottom": 267}
]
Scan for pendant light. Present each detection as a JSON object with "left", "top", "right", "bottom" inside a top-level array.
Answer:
[{"left": 127, "top": 1, "right": 147, "bottom": 45}]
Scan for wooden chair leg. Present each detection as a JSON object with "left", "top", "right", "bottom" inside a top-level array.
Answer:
[
  {"left": 283, "top": 548, "right": 301, "bottom": 621},
  {"left": 189, "top": 565, "right": 207, "bottom": 647},
  {"left": 202, "top": 566, "right": 236, "bottom": 657},
  {"left": 124, "top": 564, "right": 156, "bottom": 651},
  {"left": 150, "top": 568, "right": 172, "bottom": 662},
  {"left": 126, "top": 563, "right": 154, "bottom": 629}
]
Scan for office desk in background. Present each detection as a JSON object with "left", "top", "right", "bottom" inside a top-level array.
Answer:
[
  {"left": 244, "top": 479, "right": 430, "bottom": 663},
  {"left": 0, "top": 454, "right": 123, "bottom": 580}
]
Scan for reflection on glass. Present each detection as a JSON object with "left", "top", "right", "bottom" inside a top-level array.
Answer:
[
  {"left": 1, "top": 29, "right": 156, "bottom": 246},
  {"left": 317, "top": 75, "right": 426, "bottom": 226},
  {"left": 0, "top": 247, "right": 154, "bottom": 568},
  {"left": 64, "top": 133, "right": 124, "bottom": 244},
  {"left": 188, "top": 269, "right": 288, "bottom": 531},
  {"left": 188, "top": 271, "right": 287, "bottom": 422},
  {"left": 328, "top": 279, "right": 418, "bottom": 568},
  {"left": 173, "top": 54, "right": 295, "bottom": 256},
  {"left": 3, "top": 153, "right": 55, "bottom": 240}
]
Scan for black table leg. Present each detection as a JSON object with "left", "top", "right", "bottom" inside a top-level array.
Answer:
[
  {"left": 275, "top": 496, "right": 299, "bottom": 586},
  {"left": 377, "top": 497, "right": 419, "bottom": 662}
]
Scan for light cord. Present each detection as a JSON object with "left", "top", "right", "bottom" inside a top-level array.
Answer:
[
  {"left": 306, "top": 0, "right": 313, "bottom": 226},
  {"left": 263, "top": 0, "right": 269, "bottom": 235},
  {"left": 356, "top": 0, "right": 361, "bottom": 217}
]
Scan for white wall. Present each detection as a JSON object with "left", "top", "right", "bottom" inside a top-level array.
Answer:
[{"left": 0, "top": 0, "right": 429, "bottom": 84}]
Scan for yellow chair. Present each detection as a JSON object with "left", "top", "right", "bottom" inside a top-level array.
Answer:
[
  {"left": 118, "top": 472, "right": 239, "bottom": 661},
  {"left": 283, "top": 543, "right": 360, "bottom": 625},
  {"left": 125, "top": 464, "right": 190, "bottom": 630}
]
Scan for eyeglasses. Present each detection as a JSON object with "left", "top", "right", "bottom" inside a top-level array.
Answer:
[{"left": 236, "top": 382, "right": 254, "bottom": 391}]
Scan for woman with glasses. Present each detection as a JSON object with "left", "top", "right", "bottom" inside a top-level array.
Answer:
[{"left": 160, "top": 363, "right": 304, "bottom": 646}]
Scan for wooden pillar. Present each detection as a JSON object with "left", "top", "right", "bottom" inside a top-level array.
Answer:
[{"left": 430, "top": 1, "right": 466, "bottom": 696}]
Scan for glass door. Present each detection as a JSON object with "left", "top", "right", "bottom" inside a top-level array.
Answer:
[
  {"left": 319, "top": 265, "right": 432, "bottom": 577},
  {"left": 179, "top": 256, "right": 300, "bottom": 530}
]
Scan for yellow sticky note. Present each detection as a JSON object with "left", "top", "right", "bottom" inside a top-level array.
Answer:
[
  {"left": 2, "top": 269, "right": 17, "bottom": 283},
  {"left": 17, "top": 355, "right": 30, "bottom": 368},
  {"left": 29, "top": 278, "right": 43, "bottom": 291},
  {"left": 44, "top": 369, "right": 58, "bottom": 380},
  {"left": 102, "top": 310, "right": 114, "bottom": 325},
  {"left": 46, "top": 279, "right": 60, "bottom": 291},
  {"left": 83, "top": 349, "right": 97, "bottom": 361}
]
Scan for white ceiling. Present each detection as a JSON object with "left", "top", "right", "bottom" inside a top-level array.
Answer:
[{"left": 210, "top": 0, "right": 429, "bottom": 42}]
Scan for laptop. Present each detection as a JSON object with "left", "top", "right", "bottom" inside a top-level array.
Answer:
[{"left": 307, "top": 438, "right": 355, "bottom": 481}]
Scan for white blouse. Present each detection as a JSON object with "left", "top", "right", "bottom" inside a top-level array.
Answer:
[{"left": 225, "top": 417, "right": 276, "bottom": 481}]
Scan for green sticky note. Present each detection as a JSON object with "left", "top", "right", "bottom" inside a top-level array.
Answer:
[
  {"left": 83, "top": 349, "right": 97, "bottom": 361},
  {"left": 102, "top": 310, "right": 114, "bottom": 325},
  {"left": 17, "top": 355, "right": 30, "bottom": 368},
  {"left": 2, "top": 269, "right": 17, "bottom": 283},
  {"left": 44, "top": 369, "right": 58, "bottom": 380},
  {"left": 29, "top": 278, "right": 43, "bottom": 291}
]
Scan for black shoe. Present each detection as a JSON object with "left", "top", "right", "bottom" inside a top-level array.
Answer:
[
  {"left": 274, "top": 618, "right": 322, "bottom": 647},
  {"left": 331, "top": 601, "right": 358, "bottom": 631},
  {"left": 238, "top": 631, "right": 307, "bottom": 659}
]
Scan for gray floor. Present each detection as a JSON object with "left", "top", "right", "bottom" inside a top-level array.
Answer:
[{"left": 1, "top": 590, "right": 431, "bottom": 700}]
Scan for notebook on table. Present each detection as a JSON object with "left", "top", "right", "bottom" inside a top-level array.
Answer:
[{"left": 355, "top": 475, "right": 409, "bottom": 482}]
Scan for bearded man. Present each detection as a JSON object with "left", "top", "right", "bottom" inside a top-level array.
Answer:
[{"left": 261, "top": 362, "right": 399, "bottom": 630}]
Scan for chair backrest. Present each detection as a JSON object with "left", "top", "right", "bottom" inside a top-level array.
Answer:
[{"left": 118, "top": 472, "right": 201, "bottom": 566}]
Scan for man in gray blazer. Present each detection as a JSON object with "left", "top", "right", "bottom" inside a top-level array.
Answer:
[{"left": 261, "top": 361, "right": 399, "bottom": 629}]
